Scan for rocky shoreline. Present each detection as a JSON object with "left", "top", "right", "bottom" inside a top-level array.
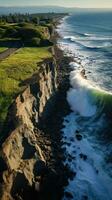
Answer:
[
  {"left": 38, "top": 46, "right": 73, "bottom": 199},
  {"left": 0, "top": 12, "right": 77, "bottom": 198},
  {"left": 0, "top": 35, "right": 75, "bottom": 199}
]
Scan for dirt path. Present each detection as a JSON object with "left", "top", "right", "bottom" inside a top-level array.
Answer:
[{"left": 0, "top": 47, "right": 20, "bottom": 60}]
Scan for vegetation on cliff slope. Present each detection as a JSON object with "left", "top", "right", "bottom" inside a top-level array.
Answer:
[
  {"left": 0, "top": 12, "right": 66, "bottom": 132},
  {"left": 0, "top": 22, "right": 53, "bottom": 47},
  {"left": 0, "top": 47, "right": 52, "bottom": 125},
  {"left": 0, "top": 13, "right": 58, "bottom": 130}
]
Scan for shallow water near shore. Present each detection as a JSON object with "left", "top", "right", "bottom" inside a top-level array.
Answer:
[{"left": 57, "top": 11, "right": 112, "bottom": 200}]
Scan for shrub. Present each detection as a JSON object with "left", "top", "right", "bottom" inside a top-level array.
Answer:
[
  {"left": 3, "top": 27, "right": 17, "bottom": 38},
  {"left": 24, "top": 37, "right": 41, "bottom": 47},
  {"left": 30, "top": 37, "right": 41, "bottom": 46},
  {"left": 17, "top": 27, "right": 42, "bottom": 40},
  {"left": 41, "top": 39, "right": 53, "bottom": 46}
]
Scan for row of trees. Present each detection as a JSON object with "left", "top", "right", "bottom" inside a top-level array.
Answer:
[
  {"left": 0, "top": 12, "right": 66, "bottom": 24},
  {"left": 0, "top": 14, "right": 40, "bottom": 24},
  {"left": 0, "top": 13, "right": 56, "bottom": 24}
]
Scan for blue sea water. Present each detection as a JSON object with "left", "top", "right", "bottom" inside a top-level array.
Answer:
[
  {"left": 58, "top": 11, "right": 112, "bottom": 91},
  {"left": 57, "top": 11, "right": 112, "bottom": 200}
]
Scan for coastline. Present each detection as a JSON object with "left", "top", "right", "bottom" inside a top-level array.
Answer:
[
  {"left": 39, "top": 45, "right": 72, "bottom": 199},
  {"left": 0, "top": 16, "right": 75, "bottom": 200},
  {"left": 0, "top": 9, "right": 112, "bottom": 200},
  {"left": 56, "top": 13, "right": 112, "bottom": 200}
]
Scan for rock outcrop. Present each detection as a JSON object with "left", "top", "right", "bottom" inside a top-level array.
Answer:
[
  {"left": 0, "top": 45, "right": 72, "bottom": 200},
  {"left": 0, "top": 57, "right": 58, "bottom": 200}
]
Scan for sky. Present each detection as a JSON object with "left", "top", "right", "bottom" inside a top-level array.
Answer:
[{"left": 0, "top": 0, "right": 112, "bottom": 8}]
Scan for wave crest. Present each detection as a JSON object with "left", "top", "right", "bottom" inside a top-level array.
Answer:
[
  {"left": 67, "top": 71, "right": 112, "bottom": 117},
  {"left": 67, "top": 72, "right": 97, "bottom": 117}
]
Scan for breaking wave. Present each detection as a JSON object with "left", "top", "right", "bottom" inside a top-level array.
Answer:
[
  {"left": 63, "top": 36, "right": 112, "bottom": 50},
  {"left": 67, "top": 70, "right": 112, "bottom": 117}
]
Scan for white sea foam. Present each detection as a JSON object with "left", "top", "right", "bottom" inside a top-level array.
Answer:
[
  {"left": 64, "top": 36, "right": 77, "bottom": 41},
  {"left": 69, "top": 62, "right": 80, "bottom": 69},
  {"left": 62, "top": 113, "right": 112, "bottom": 200},
  {"left": 63, "top": 34, "right": 112, "bottom": 50},
  {"left": 84, "top": 33, "right": 94, "bottom": 36},
  {"left": 58, "top": 13, "right": 112, "bottom": 200},
  {"left": 67, "top": 72, "right": 97, "bottom": 117},
  {"left": 83, "top": 41, "right": 112, "bottom": 49}
]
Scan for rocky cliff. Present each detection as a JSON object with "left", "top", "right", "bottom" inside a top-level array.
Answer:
[{"left": 0, "top": 57, "right": 58, "bottom": 200}]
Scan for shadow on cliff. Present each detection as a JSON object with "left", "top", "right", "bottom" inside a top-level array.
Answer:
[{"left": 0, "top": 47, "right": 72, "bottom": 200}]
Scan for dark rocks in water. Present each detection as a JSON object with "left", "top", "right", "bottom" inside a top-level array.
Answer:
[
  {"left": 75, "top": 129, "right": 83, "bottom": 141},
  {"left": 76, "top": 134, "right": 82, "bottom": 141},
  {"left": 60, "top": 141, "right": 65, "bottom": 146},
  {"left": 68, "top": 153, "right": 76, "bottom": 160},
  {"left": 79, "top": 153, "right": 87, "bottom": 161},
  {"left": 81, "top": 69, "right": 85, "bottom": 75},
  {"left": 70, "top": 137, "right": 74, "bottom": 142},
  {"left": 96, "top": 169, "right": 99, "bottom": 174},
  {"left": 62, "top": 147, "right": 66, "bottom": 152},
  {"left": 67, "top": 153, "right": 76, "bottom": 162},
  {"left": 71, "top": 172, "right": 76, "bottom": 180},
  {"left": 65, "top": 191, "right": 73, "bottom": 199},
  {"left": 68, "top": 157, "right": 72, "bottom": 162},
  {"left": 80, "top": 69, "right": 87, "bottom": 79},
  {"left": 62, "top": 142, "right": 66, "bottom": 146},
  {"left": 62, "top": 141, "right": 71, "bottom": 146},
  {"left": 61, "top": 124, "right": 65, "bottom": 129},
  {"left": 63, "top": 156, "right": 66, "bottom": 162},
  {"left": 67, "top": 142, "right": 71, "bottom": 146},
  {"left": 60, "top": 130, "right": 64, "bottom": 134},
  {"left": 83, "top": 155, "right": 87, "bottom": 160},
  {"left": 63, "top": 179, "right": 69, "bottom": 187},
  {"left": 82, "top": 195, "right": 88, "bottom": 200},
  {"left": 65, "top": 119, "right": 69, "bottom": 123},
  {"left": 73, "top": 171, "right": 76, "bottom": 177},
  {"left": 69, "top": 171, "right": 76, "bottom": 181}
]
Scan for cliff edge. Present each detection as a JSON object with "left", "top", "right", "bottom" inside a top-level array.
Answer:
[{"left": 0, "top": 57, "right": 59, "bottom": 200}]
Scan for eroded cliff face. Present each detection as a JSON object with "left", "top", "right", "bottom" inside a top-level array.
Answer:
[{"left": 0, "top": 58, "right": 58, "bottom": 200}]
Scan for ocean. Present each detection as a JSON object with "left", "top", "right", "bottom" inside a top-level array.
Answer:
[{"left": 57, "top": 11, "right": 112, "bottom": 200}]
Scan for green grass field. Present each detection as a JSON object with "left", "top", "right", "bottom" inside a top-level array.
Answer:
[
  {"left": 0, "top": 47, "right": 52, "bottom": 124},
  {"left": 0, "top": 47, "right": 8, "bottom": 53}
]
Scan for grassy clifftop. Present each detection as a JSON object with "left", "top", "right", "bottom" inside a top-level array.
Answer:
[
  {"left": 0, "top": 19, "right": 54, "bottom": 130},
  {"left": 0, "top": 47, "right": 52, "bottom": 125},
  {"left": 0, "top": 12, "right": 66, "bottom": 133}
]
